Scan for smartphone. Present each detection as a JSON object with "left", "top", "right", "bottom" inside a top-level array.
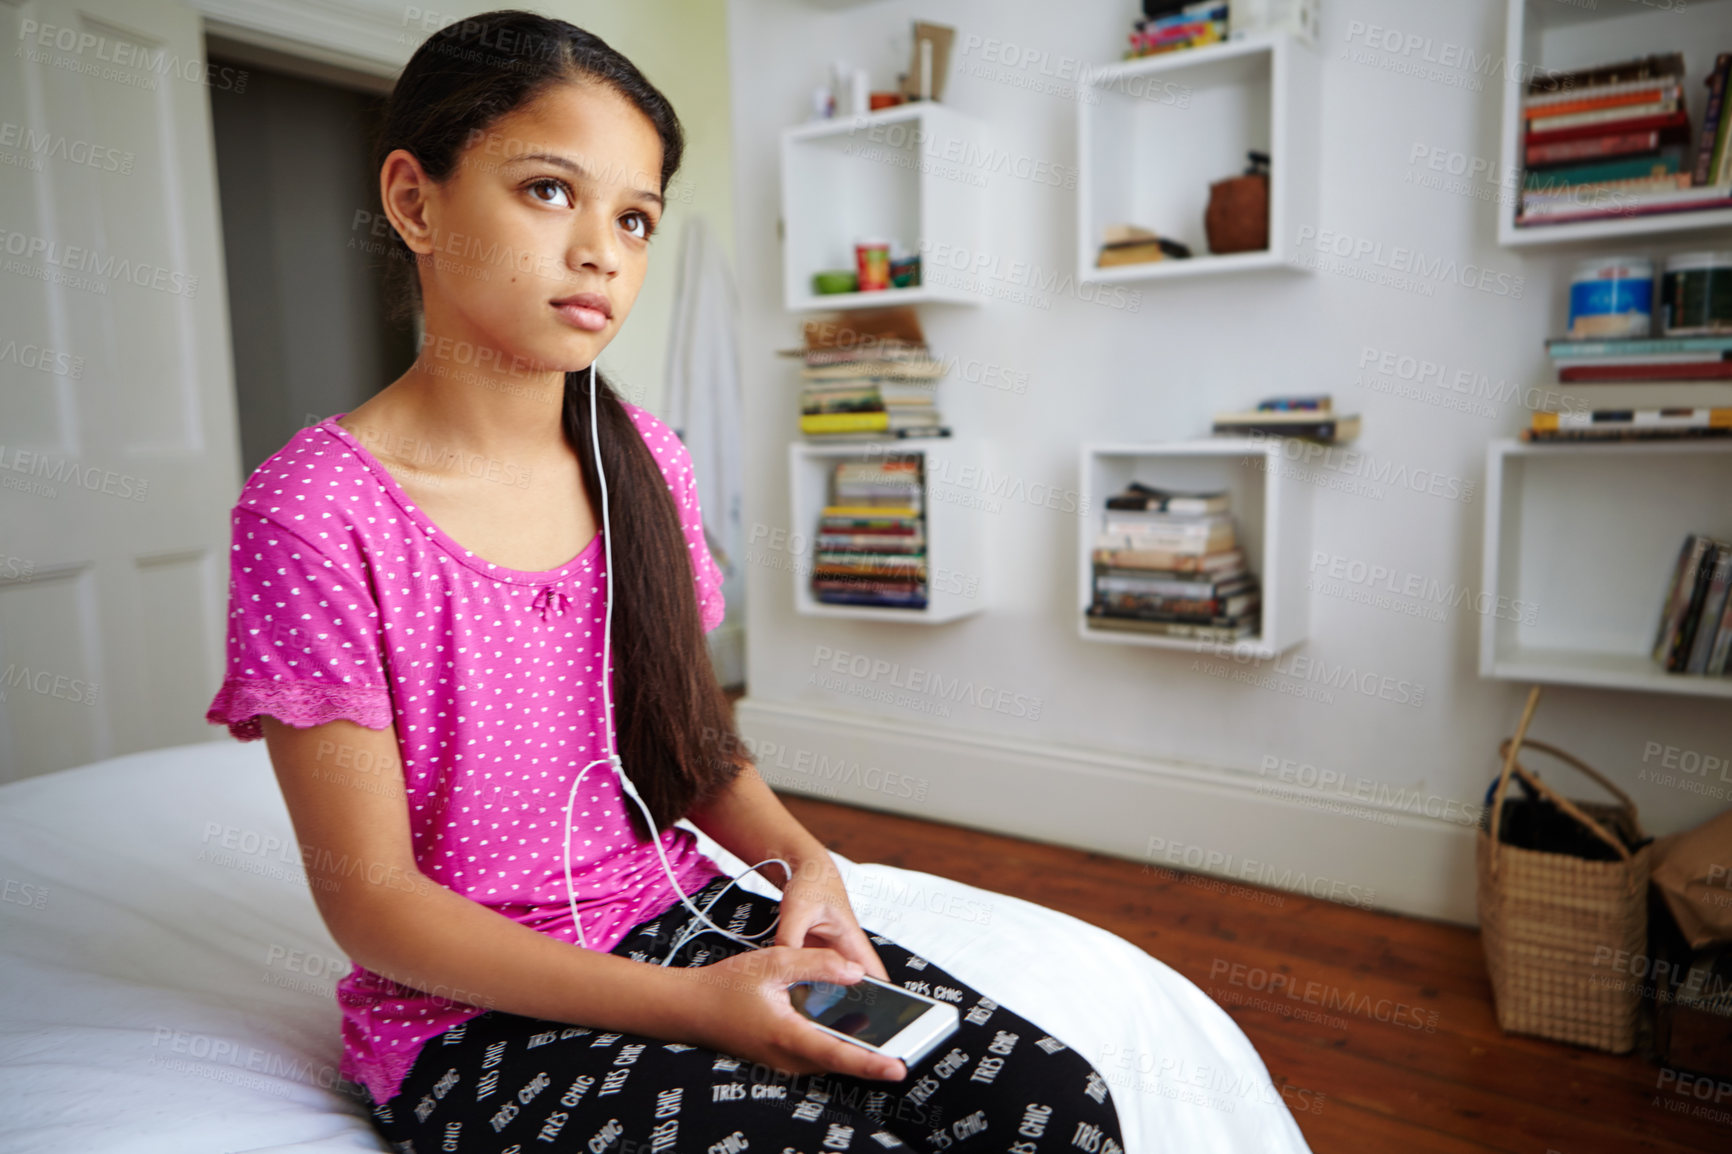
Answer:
[{"left": 787, "top": 975, "right": 959, "bottom": 1067}]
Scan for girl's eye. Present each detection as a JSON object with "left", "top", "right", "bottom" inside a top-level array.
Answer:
[
  {"left": 527, "top": 177, "right": 572, "bottom": 208},
  {"left": 621, "top": 210, "right": 654, "bottom": 240}
]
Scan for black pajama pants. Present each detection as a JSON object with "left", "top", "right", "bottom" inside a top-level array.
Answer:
[{"left": 364, "top": 874, "right": 1127, "bottom": 1154}]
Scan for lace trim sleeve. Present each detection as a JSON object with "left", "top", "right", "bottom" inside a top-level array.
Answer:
[{"left": 206, "top": 676, "right": 393, "bottom": 742}]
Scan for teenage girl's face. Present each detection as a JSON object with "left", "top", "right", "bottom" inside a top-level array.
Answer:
[{"left": 407, "top": 79, "right": 665, "bottom": 373}]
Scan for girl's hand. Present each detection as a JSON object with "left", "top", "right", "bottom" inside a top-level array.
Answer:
[
  {"left": 776, "top": 858, "right": 889, "bottom": 982},
  {"left": 684, "top": 946, "right": 906, "bottom": 1081}
]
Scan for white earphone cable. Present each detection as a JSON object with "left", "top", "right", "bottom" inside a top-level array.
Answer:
[{"left": 562, "top": 362, "right": 788, "bottom": 964}]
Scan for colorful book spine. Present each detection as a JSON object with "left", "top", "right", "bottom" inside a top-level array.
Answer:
[
  {"left": 1527, "top": 130, "right": 1664, "bottom": 167},
  {"left": 1696, "top": 54, "right": 1730, "bottom": 186},
  {"left": 1533, "top": 408, "right": 1732, "bottom": 431},
  {"left": 1521, "top": 148, "right": 1685, "bottom": 193}
]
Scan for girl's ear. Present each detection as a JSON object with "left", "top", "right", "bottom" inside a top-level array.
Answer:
[{"left": 379, "top": 147, "right": 438, "bottom": 255}]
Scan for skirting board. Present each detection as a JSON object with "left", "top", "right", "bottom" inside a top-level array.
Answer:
[{"left": 734, "top": 696, "right": 1482, "bottom": 925}]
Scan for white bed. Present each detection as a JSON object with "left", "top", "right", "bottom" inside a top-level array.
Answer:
[{"left": 0, "top": 739, "right": 1312, "bottom": 1153}]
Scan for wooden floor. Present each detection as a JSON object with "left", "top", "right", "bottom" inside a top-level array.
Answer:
[{"left": 768, "top": 791, "right": 1725, "bottom": 1154}]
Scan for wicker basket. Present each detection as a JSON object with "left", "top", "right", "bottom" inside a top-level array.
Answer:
[{"left": 1476, "top": 686, "right": 1651, "bottom": 1053}]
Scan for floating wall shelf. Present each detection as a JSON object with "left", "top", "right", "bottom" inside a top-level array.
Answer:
[
  {"left": 780, "top": 103, "right": 986, "bottom": 312},
  {"left": 1075, "top": 32, "right": 1320, "bottom": 284}
]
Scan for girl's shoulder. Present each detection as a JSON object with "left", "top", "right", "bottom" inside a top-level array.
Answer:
[{"left": 231, "top": 418, "right": 386, "bottom": 547}]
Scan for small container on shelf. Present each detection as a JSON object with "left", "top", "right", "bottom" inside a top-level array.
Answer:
[
  {"left": 854, "top": 238, "right": 891, "bottom": 291},
  {"left": 1661, "top": 252, "right": 1732, "bottom": 336},
  {"left": 1567, "top": 257, "right": 1654, "bottom": 340}
]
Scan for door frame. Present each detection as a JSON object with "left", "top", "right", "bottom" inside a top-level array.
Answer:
[{"left": 186, "top": 0, "right": 413, "bottom": 81}]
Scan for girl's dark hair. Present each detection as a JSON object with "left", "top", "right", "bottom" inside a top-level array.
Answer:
[{"left": 372, "top": 10, "right": 745, "bottom": 839}]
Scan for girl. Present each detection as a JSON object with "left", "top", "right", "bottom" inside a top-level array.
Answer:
[{"left": 205, "top": 11, "right": 1125, "bottom": 1153}]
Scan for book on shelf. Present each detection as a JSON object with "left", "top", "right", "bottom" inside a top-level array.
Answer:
[
  {"left": 1527, "top": 54, "right": 1686, "bottom": 98},
  {"left": 1083, "top": 606, "right": 1259, "bottom": 642},
  {"left": 811, "top": 590, "right": 928, "bottom": 610},
  {"left": 801, "top": 359, "right": 949, "bottom": 381},
  {"left": 1097, "top": 518, "right": 1236, "bottom": 555},
  {"left": 823, "top": 503, "right": 921, "bottom": 518},
  {"left": 1103, "top": 480, "right": 1230, "bottom": 516},
  {"left": 1092, "top": 564, "right": 1252, "bottom": 595},
  {"left": 1091, "top": 545, "right": 1246, "bottom": 574},
  {"left": 801, "top": 380, "right": 937, "bottom": 415},
  {"left": 1523, "top": 407, "right": 1732, "bottom": 442},
  {"left": 1547, "top": 336, "right": 1732, "bottom": 360},
  {"left": 1092, "top": 576, "right": 1260, "bottom": 620},
  {"left": 1516, "top": 51, "right": 1732, "bottom": 229},
  {"left": 1694, "top": 54, "right": 1730, "bottom": 187},
  {"left": 1524, "top": 108, "right": 1689, "bottom": 148},
  {"left": 1558, "top": 361, "right": 1732, "bottom": 383},
  {"left": 804, "top": 427, "right": 954, "bottom": 442},
  {"left": 1528, "top": 92, "right": 1683, "bottom": 136},
  {"left": 1212, "top": 410, "right": 1362, "bottom": 442},
  {"left": 834, "top": 458, "right": 921, "bottom": 498},
  {"left": 1086, "top": 480, "right": 1260, "bottom": 638},
  {"left": 788, "top": 306, "right": 954, "bottom": 440},
  {"left": 1521, "top": 146, "right": 1688, "bottom": 193},
  {"left": 1544, "top": 335, "right": 1732, "bottom": 383},
  {"left": 1651, "top": 534, "right": 1732, "bottom": 675},
  {"left": 1516, "top": 183, "right": 1732, "bottom": 225},
  {"left": 1126, "top": 1, "right": 1226, "bottom": 58},
  {"left": 812, "top": 460, "right": 930, "bottom": 610},
  {"left": 1254, "top": 394, "right": 1331, "bottom": 412},
  {"left": 800, "top": 410, "right": 945, "bottom": 435},
  {"left": 1527, "top": 129, "right": 1684, "bottom": 167},
  {"left": 1524, "top": 80, "right": 1682, "bottom": 119}
]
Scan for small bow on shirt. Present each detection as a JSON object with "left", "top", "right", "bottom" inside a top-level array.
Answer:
[{"left": 530, "top": 585, "right": 569, "bottom": 621}]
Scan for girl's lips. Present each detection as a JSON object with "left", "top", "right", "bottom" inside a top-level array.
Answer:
[{"left": 552, "top": 301, "right": 609, "bottom": 332}]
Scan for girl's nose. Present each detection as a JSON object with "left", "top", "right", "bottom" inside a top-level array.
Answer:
[{"left": 565, "top": 208, "right": 620, "bottom": 278}]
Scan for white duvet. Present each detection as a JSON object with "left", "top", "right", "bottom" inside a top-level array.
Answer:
[{"left": 0, "top": 740, "right": 1311, "bottom": 1153}]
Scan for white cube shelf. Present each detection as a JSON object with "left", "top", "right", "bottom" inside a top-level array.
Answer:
[
  {"left": 1481, "top": 438, "right": 1732, "bottom": 698},
  {"left": 780, "top": 104, "right": 986, "bottom": 311},
  {"left": 1078, "top": 439, "right": 1313, "bottom": 658},
  {"left": 1496, "top": 0, "right": 1732, "bottom": 248},
  {"left": 789, "top": 437, "right": 986, "bottom": 623},
  {"left": 1075, "top": 32, "right": 1319, "bottom": 283}
]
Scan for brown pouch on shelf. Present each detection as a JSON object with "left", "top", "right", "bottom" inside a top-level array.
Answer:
[
  {"left": 1204, "top": 172, "right": 1268, "bottom": 255},
  {"left": 1652, "top": 809, "right": 1732, "bottom": 950}
]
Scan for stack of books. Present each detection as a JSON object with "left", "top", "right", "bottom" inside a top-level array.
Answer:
[
  {"left": 1212, "top": 394, "right": 1361, "bottom": 443},
  {"left": 1127, "top": 2, "right": 1226, "bottom": 58},
  {"left": 1652, "top": 534, "right": 1732, "bottom": 675},
  {"left": 1524, "top": 406, "right": 1732, "bottom": 443},
  {"left": 1546, "top": 335, "right": 1732, "bottom": 383},
  {"left": 784, "top": 307, "right": 952, "bottom": 441},
  {"left": 1518, "top": 52, "right": 1732, "bottom": 227},
  {"left": 813, "top": 458, "right": 927, "bottom": 610},
  {"left": 1085, "top": 481, "right": 1260, "bottom": 642}
]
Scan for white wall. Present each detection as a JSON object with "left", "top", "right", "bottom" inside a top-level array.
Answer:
[{"left": 725, "top": 0, "right": 1732, "bottom": 923}]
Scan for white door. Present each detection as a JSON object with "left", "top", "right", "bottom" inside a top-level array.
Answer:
[{"left": 0, "top": 0, "right": 243, "bottom": 782}]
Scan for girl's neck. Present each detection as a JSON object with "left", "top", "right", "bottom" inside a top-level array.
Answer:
[{"left": 354, "top": 350, "right": 574, "bottom": 468}]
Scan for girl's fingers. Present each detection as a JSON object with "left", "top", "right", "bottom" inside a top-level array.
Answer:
[
  {"left": 786, "top": 1018, "right": 906, "bottom": 1082},
  {"left": 823, "top": 921, "right": 889, "bottom": 981}
]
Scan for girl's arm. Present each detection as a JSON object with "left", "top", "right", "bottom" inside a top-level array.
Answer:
[
  {"left": 687, "top": 760, "right": 831, "bottom": 887},
  {"left": 687, "top": 762, "right": 892, "bottom": 981},
  {"left": 262, "top": 715, "right": 695, "bottom": 1036},
  {"left": 262, "top": 715, "right": 902, "bottom": 1081}
]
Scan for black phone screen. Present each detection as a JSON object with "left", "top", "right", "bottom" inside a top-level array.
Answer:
[{"left": 788, "top": 979, "right": 933, "bottom": 1047}]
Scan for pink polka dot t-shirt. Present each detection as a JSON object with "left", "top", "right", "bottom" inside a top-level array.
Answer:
[{"left": 203, "top": 401, "right": 729, "bottom": 1105}]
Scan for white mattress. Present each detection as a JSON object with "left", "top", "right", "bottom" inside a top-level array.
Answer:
[{"left": 0, "top": 740, "right": 1311, "bottom": 1153}]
